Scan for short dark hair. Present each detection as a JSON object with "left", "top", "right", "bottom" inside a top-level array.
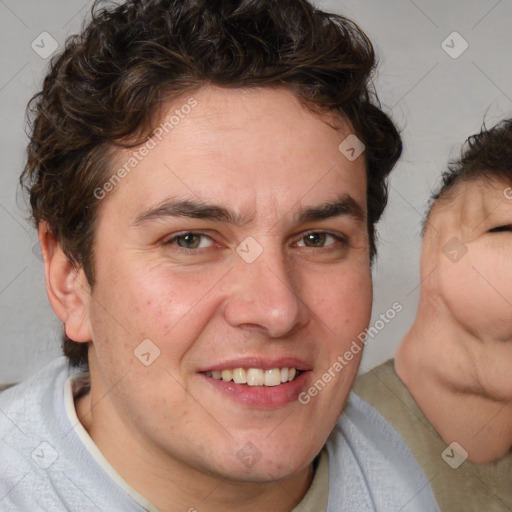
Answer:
[
  {"left": 20, "top": 0, "right": 402, "bottom": 368},
  {"left": 422, "top": 119, "right": 512, "bottom": 235}
]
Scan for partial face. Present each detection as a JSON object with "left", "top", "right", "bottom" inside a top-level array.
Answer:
[
  {"left": 423, "top": 178, "right": 512, "bottom": 345},
  {"left": 80, "top": 86, "right": 371, "bottom": 482}
]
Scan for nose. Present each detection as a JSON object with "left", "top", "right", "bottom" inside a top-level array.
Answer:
[{"left": 223, "top": 246, "right": 309, "bottom": 338}]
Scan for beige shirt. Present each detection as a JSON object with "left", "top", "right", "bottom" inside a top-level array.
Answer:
[
  {"left": 354, "top": 360, "right": 512, "bottom": 512},
  {"left": 291, "top": 447, "right": 329, "bottom": 512}
]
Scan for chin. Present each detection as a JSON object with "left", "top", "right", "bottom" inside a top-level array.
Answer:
[
  {"left": 198, "top": 445, "right": 314, "bottom": 484},
  {"left": 232, "top": 456, "right": 311, "bottom": 483}
]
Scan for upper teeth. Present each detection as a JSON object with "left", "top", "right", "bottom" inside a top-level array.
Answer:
[{"left": 205, "top": 367, "right": 298, "bottom": 386}]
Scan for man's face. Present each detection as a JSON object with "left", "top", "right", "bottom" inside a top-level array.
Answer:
[{"left": 78, "top": 86, "right": 371, "bottom": 482}]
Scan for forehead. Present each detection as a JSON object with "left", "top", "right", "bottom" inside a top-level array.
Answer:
[
  {"left": 104, "top": 86, "right": 367, "bottom": 222},
  {"left": 427, "top": 178, "right": 512, "bottom": 237}
]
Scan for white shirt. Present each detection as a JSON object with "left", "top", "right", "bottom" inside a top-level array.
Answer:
[{"left": 0, "top": 357, "right": 440, "bottom": 511}]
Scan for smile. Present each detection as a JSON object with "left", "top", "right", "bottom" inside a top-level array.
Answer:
[{"left": 203, "top": 367, "right": 300, "bottom": 386}]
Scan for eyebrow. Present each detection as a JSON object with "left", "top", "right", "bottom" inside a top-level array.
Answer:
[
  {"left": 295, "top": 195, "right": 364, "bottom": 224},
  {"left": 132, "top": 199, "right": 249, "bottom": 226},
  {"left": 131, "top": 194, "right": 364, "bottom": 227}
]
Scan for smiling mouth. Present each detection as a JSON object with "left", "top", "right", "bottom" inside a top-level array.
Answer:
[{"left": 202, "top": 367, "right": 302, "bottom": 387}]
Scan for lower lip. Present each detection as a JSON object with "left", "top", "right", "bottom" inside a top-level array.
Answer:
[{"left": 200, "top": 372, "right": 311, "bottom": 409}]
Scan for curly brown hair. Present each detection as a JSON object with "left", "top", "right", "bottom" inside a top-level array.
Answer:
[
  {"left": 20, "top": 0, "right": 402, "bottom": 368},
  {"left": 422, "top": 119, "right": 512, "bottom": 234},
  {"left": 437, "top": 119, "right": 512, "bottom": 198}
]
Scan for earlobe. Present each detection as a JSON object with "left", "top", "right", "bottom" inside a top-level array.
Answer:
[{"left": 38, "top": 221, "right": 92, "bottom": 343}]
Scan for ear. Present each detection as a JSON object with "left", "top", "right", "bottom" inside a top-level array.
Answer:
[{"left": 38, "top": 221, "right": 92, "bottom": 343}]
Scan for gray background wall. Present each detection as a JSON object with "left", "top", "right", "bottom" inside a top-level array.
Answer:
[{"left": 1, "top": 0, "right": 510, "bottom": 383}]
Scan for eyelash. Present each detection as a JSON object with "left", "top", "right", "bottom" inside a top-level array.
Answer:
[
  {"left": 295, "top": 231, "right": 348, "bottom": 249},
  {"left": 162, "top": 230, "right": 349, "bottom": 253},
  {"left": 488, "top": 225, "right": 512, "bottom": 233},
  {"left": 161, "top": 232, "right": 216, "bottom": 255}
]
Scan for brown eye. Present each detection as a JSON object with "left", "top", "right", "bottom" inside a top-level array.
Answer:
[{"left": 488, "top": 225, "right": 512, "bottom": 233}]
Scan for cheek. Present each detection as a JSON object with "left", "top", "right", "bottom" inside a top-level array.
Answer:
[
  {"left": 439, "top": 250, "right": 512, "bottom": 339},
  {"left": 88, "top": 262, "right": 213, "bottom": 369},
  {"left": 309, "top": 265, "right": 373, "bottom": 337}
]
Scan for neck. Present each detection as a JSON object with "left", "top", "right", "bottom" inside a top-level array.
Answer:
[
  {"left": 396, "top": 296, "right": 512, "bottom": 464},
  {"left": 75, "top": 388, "right": 312, "bottom": 512}
]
